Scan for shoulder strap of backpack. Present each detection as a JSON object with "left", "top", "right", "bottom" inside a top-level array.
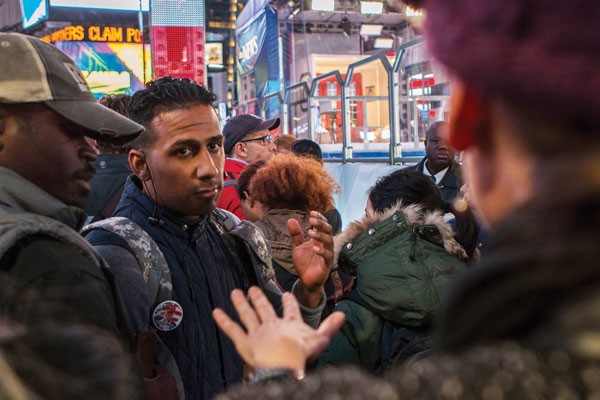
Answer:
[
  {"left": 212, "top": 208, "right": 241, "bottom": 232},
  {"left": 82, "top": 218, "right": 185, "bottom": 400},
  {"left": 81, "top": 217, "right": 172, "bottom": 306}
]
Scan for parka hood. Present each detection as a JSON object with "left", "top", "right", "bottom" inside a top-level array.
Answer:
[{"left": 334, "top": 202, "right": 468, "bottom": 266}]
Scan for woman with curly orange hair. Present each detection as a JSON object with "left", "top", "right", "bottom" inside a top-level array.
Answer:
[
  {"left": 249, "top": 153, "right": 337, "bottom": 213},
  {"left": 243, "top": 153, "right": 351, "bottom": 307}
]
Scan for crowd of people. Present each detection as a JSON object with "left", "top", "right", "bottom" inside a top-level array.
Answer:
[{"left": 1, "top": 0, "right": 599, "bottom": 397}]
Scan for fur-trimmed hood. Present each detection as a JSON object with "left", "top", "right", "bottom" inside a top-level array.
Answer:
[
  {"left": 332, "top": 201, "right": 469, "bottom": 328},
  {"left": 334, "top": 202, "right": 468, "bottom": 267}
]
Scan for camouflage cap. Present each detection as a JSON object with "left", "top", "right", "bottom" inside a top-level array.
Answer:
[{"left": 0, "top": 33, "right": 143, "bottom": 144}]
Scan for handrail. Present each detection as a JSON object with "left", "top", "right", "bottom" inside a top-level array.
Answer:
[
  {"left": 344, "top": 52, "right": 393, "bottom": 163},
  {"left": 260, "top": 92, "right": 284, "bottom": 120},
  {"left": 308, "top": 70, "right": 344, "bottom": 145}
]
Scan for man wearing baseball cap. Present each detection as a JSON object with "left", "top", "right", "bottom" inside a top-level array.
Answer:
[
  {"left": 0, "top": 33, "right": 142, "bottom": 342},
  {"left": 218, "top": 114, "right": 279, "bottom": 219}
]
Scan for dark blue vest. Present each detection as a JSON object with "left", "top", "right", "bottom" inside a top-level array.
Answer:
[{"left": 86, "top": 177, "right": 246, "bottom": 400}]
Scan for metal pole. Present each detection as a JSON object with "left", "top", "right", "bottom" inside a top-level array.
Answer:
[
  {"left": 389, "top": 48, "right": 405, "bottom": 164},
  {"left": 341, "top": 71, "right": 352, "bottom": 163},
  {"left": 139, "top": 0, "right": 147, "bottom": 85},
  {"left": 362, "top": 99, "right": 368, "bottom": 150},
  {"left": 307, "top": 93, "right": 314, "bottom": 141},
  {"left": 413, "top": 99, "right": 420, "bottom": 147}
]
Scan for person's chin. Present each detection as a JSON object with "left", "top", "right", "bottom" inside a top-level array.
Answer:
[
  {"left": 187, "top": 198, "right": 218, "bottom": 218},
  {"left": 61, "top": 192, "right": 85, "bottom": 208}
]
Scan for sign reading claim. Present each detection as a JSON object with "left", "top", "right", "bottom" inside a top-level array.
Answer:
[{"left": 41, "top": 25, "right": 143, "bottom": 43}]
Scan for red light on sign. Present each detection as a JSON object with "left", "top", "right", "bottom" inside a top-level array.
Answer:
[{"left": 429, "top": 110, "right": 436, "bottom": 117}]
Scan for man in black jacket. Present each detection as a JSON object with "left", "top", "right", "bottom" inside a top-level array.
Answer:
[
  {"left": 407, "top": 121, "right": 462, "bottom": 203},
  {"left": 85, "top": 77, "right": 341, "bottom": 399},
  {"left": 0, "top": 34, "right": 142, "bottom": 341},
  {"left": 84, "top": 94, "right": 134, "bottom": 223}
]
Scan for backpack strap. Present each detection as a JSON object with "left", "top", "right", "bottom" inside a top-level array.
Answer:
[
  {"left": 82, "top": 217, "right": 184, "bottom": 400},
  {"left": 81, "top": 217, "right": 172, "bottom": 306},
  {"left": 212, "top": 208, "right": 241, "bottom": 232},
  {"left": 210, "top": 208, "right": 275, "bottom": 289}
]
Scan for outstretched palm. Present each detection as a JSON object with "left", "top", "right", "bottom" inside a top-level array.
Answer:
[{"left": 289, "top": 211, "right": 334, "bottom": 291}]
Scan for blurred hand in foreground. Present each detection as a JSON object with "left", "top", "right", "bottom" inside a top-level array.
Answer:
[{"left": 213, "top": 286, "right": 345, "bottom": 371}]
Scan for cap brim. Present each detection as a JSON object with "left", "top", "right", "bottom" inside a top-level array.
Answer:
[
  {"left": 253, "top": 117, "right": 280, "bottom": 132},
  {"left": 45, "top": 100, "right": 144, "bottom": 145}
]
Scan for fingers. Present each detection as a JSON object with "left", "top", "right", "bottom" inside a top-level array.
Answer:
[
  {"left": 213, "top": 308, "right": 247, "bottom": 345},
  {"left": 281, "top": 292, "right": 302, "bottom": 321},
  {"left": 306, "top": 312, "right": 346, "bottom": 362},
  {"left": 308, "top": 212, "right": 334, "bottom": 268},
  {"left": 309, "top": 211, "right": 332, "bottom": 235},
  {"left": 230, "top": 289, "right": 260, "bottom": 331},
  {"left": 248, "top": 286, "right": 277, "bottom": 322},
  {"left": 287, "top": 218, "right": 305, "bottom": 248},
  {"left": 317, "top": 311, "right": 346, "bottom": 340}
]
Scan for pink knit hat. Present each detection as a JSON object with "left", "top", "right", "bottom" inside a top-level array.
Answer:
[{"left": 405, "top": 0, "right": 600, "bottom": 119}]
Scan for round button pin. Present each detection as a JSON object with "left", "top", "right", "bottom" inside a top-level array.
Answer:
[{"left": 152, "top": 300, "right": 184, "bottom": 331}]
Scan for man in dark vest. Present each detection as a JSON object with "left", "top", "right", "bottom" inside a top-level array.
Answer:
[{"left": 85, "top": 77, "right": 340, "bottom": 400}]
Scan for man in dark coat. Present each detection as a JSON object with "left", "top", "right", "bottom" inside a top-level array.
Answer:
[
  {"left": 0, "top": 33, "right": 142, "bottom": 342},
  {"left": 85, "top": 77, "right": 340, "bottom": 400},
  {"left": 407, "top": 121, "right": 462, "bottom": 203},
  {"left": 84, "top": 94, "right": 133, "bottom": 223}
]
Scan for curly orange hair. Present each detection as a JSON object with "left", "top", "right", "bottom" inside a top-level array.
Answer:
[{"left": 249, "top": 153, "right": 339, "bottom": 212}]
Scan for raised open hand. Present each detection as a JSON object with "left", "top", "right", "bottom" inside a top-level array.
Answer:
[
  {"left": 213, "top": 287, "right": 345, "bottom": 372},
  {"left": 288, "top": 211, "right": 334, "bottom": 307}
]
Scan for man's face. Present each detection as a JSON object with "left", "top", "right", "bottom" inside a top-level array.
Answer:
[
  {"left": 425, "top": 124, "right": 455, "bottom": 173},
  {"left": 143, "top": 104, "right": 224, "bottom": 218},
  {"left": 0, "top": 105, "right": 97, "bottom": 208},
  {"left": 240, "top": 129, "right": 276, "bottom": 163}
]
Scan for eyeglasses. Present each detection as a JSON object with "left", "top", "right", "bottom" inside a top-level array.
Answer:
[{"left": 240, "top": 135, "right": 273, "bottom": 146}]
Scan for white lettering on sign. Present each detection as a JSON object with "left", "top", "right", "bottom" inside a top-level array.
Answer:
[{"left": 238, "top": 36, "right": 259, "bottom": 64}]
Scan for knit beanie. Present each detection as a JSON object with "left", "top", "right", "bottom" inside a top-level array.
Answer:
[{"left": 403, "top": 0, "right": 600, "bottom": 119}]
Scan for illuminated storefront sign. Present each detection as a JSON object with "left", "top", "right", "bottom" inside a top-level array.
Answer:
[
  {"left": 49, "top": 0, "right": 149, "bottom": 11},
  {"left": 206, "top": 42, "right": 224, "bottom": 67},
  {"left": 20, "top": 0, "right": 48, "bottom": 29},
  {"left": 151, "top": 0, "right": 206, "bottom": 85},
  {"left": 235, "top": 6, "right": 280, "bottom": 103},
  {"left": 54, "top": 41, "right": 152, "bottom": 97},
  {"left": 236, "top": 9, "right": 267, "bottom": 75},
  {"left": 41, "top": 25, "right": 143, "bottom": 43}
]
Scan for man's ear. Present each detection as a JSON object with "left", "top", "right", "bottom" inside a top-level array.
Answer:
[
  {"left": 234, "top": 142, "right": 247, "bottom": 159},
  {"left": 448, "top": 81, "right": 486, "bottom": 151},
  {"left": 129, "top": 149, "right": 151, "bottom": 181}
]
